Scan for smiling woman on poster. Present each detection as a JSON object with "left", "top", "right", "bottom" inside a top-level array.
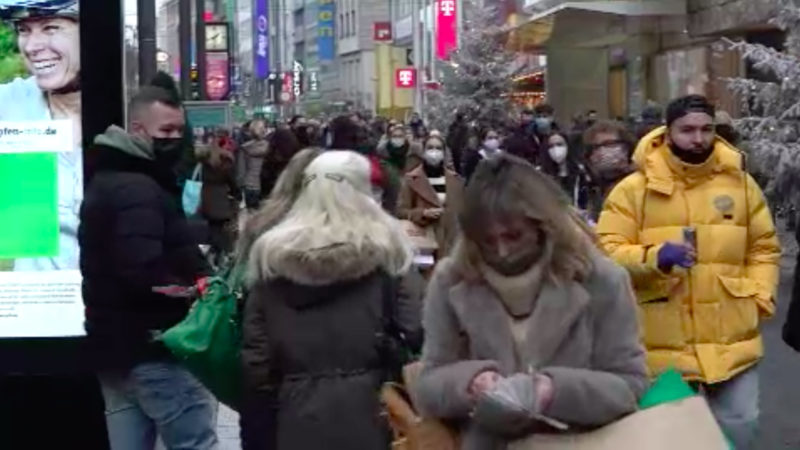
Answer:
[{"left": 0, "top": 0, "right": 81, "bottom": 271}]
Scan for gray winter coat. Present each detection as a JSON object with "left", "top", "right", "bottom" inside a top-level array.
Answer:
[
  {"left": 414, "top": 253, "right": 648, "bottom": 450},
  {"left": 241, "top": 138, "right": 269, "bottom": 191}
]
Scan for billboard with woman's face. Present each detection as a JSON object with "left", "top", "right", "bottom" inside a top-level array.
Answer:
[{"left": 0, "top": 0, "right": 83, "bottom": 337}]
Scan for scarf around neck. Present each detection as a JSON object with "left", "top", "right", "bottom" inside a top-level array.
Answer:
[{"left": 479, "top": 238, "right": 555, "bottom": 318}]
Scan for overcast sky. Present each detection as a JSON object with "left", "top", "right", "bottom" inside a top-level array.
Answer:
[{"left": 124, "top": 0, "right": 169, "bottom": 25}]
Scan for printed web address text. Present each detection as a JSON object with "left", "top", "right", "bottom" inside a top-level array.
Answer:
[{"left": 0, "top": 120, "right": 73, "bottom": 153}]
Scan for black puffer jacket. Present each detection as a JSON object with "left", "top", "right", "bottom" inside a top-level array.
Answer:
[
  {"left": 79, "top": 126, "right": 209, "bottom": 370},
  {"left": 784, "top": 222, "right": 800, "bottom": 351}
]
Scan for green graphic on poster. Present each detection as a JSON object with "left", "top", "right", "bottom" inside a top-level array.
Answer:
[{"left": 0, "top": 152, "right": 58, "bottom": 258}]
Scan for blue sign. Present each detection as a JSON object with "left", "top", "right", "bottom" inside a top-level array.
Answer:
[
  {"left": 318, "top": 0, "right": 335, "bottom": 61},
  {"left": 254, "top": 0, "right": 269, "bottom": 79}
]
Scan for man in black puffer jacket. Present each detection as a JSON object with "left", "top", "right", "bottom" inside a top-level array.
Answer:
[{"left": 79, "top": 86, "right": 217, "bottom": 449}]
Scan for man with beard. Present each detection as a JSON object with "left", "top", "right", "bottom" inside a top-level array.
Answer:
[
  {"left": 597, "top": 95, "right": 780, "bottom": 450},
  {"left": 580, "top": 120, "right": 635, "bottom": 221}
]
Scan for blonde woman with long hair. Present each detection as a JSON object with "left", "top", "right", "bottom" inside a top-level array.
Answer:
[
  {"left": 414, "top": 153, "right": 647, "bottom": 449},
  {"left": 240, "top": 150, "right": 424, "bottom": 450}
]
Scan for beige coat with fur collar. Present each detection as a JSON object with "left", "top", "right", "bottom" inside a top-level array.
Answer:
[{"left": 414, "top": 252, "right": 648, "bottom": 450}]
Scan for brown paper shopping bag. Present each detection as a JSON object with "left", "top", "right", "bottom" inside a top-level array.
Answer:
[{"left": 509, "top": 396, "right": 727, "bottom": 450}]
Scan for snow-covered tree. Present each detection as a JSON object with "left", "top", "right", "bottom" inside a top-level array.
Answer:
[
  {"left": 725, "top": 0, "right": 800, "bottom": 214},
  {"left": 426, "top": 1, "right": 521, "bottom": 132}
]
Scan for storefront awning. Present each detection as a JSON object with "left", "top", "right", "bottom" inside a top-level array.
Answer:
[{"left": 506, "top": 0, "right": 686, "bottom": 51}]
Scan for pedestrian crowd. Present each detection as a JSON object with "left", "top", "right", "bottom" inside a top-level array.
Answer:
[{"left": 79, "top": 74, "right": 788, "bottom": 450}]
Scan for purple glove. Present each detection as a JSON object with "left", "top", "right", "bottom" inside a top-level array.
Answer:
[{"left": 657, "top": 242, "right": 694, "bottom": 273}]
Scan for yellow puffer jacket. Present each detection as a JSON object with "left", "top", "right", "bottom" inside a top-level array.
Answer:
[{"left": 597, "top": 127, "right": 781, "bottom": 384}]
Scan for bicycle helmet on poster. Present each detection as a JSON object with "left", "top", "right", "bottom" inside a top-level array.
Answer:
[{"left": 0, "top": 0, "right": 78, "bottom": 21}]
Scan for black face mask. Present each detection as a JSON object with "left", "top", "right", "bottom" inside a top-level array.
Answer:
[
  {"left": 669, "top": 142, "right": 713, "bottom": 165},
  {"left": 481, "top": 230, "right": 545, "bottom": 277},
  {"left": 153, "top": 138, "right": 184, "bottom": 169}
]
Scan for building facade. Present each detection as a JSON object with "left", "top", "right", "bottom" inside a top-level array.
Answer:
[
  {"left": 512, "top": 0, "right": 781, "bottom": 123},
  {"left": 331, "top": 0, "right": 391, "bottom": 113}
]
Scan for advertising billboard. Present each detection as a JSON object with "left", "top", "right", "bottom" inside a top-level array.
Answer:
[
  {"left": 0, "top": 0, "right": 84, "bottom": 338},
  {"left": 318, "top": 0, "right": 335, "bottom": 61},
  {"left": 206, "top": 52, "right": 230, "bottom": 100},
  {"left": 254, "top": 0, "right": 269, "bottom": 78}
]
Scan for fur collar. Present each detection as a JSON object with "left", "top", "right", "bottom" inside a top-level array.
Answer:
[{"left": 249, "top": 238, "right": 388, "bottom": 286}]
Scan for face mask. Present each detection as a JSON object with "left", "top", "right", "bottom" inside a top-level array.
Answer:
[
  {"left": 484, "top": 138, "right": 500, "bottom": 151},
  {"left": 535, "top": 117, "right": 552, "bottom": 135},
  {"left": 669, "top": 142, "right": 713, "bottom": 165},
  {"left": 152, "top": 138, "right": 184, "bottom": 168},
  {"left": 390, "top": 137, "right": 406, "bottom": 147},
  {"left": 548, "top": 145, "right": 568, "bottom": 164},
  {"left": 424, "top": 149, "right": 444, "bottom": 166},
  {"left": 591, "top": 145, "right": 630, "bottom": 181},
  {"left": 482, "top": 236, "right": 543, "bottom": 276}
]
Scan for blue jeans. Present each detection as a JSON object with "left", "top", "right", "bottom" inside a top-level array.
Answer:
[
  {"left": 702, "top": 367, "right": 760, "bottom": 450},
  {"left": 99, "top": 362, "right": 218, "bottom": 450}
]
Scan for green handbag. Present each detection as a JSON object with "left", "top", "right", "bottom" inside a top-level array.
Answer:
[{"left": 159, "top": 271, "right": 243, "bottom": 410}]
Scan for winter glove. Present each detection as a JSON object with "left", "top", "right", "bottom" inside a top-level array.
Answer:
[
  {"left": 657, "top": 242, "right": 695, "bottom": 273},
  {"left": 472, "top": 373, "right": 539, "bottom": 437}
]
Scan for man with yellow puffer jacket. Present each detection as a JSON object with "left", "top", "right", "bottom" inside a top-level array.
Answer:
[{"left": 597, "top": 95, "right": 780, "bottom": 450}]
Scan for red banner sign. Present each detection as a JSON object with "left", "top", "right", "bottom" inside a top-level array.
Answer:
[
  {"left": 373, "top": 21, "right": 392, "bottom": 41},
  {"left": 395, "top": 68, "right": 417, "bottom": 88},
  {"left": 282, "top": 72, "right": 294, "bottom": 102},
  {"left": 436, "top": 0, "right": 457, "bottom": 60}
]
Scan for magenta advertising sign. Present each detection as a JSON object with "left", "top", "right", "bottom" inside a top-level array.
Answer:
[{"left": 206, "top": 52, "right": 230, "bottom": 100}]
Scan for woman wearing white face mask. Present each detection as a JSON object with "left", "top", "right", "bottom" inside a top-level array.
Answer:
[
  {"left": 541, "top": 133, "right": 591, "bottom": 210},
  {"left": 398, "top": 135, "right": 464, "bottom": 261},
  {"left": 463, "top": 128, "right": 503, "bottom": 182}
]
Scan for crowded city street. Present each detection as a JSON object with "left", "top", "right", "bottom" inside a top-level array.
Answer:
[{"left": 2, "top": 0, "right": 800, "bottom": 449}]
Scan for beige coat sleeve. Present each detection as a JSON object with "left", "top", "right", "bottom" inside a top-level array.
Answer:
[{"left": 414, "top": 267, "right": 499, "bottom": 419}]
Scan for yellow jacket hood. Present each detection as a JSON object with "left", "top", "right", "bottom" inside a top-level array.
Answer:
[{"left": 631, "top": 126, "right": 745, "bottom": 195}]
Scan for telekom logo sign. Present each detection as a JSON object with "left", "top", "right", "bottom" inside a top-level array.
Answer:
[
  {"left": 395, "top": 68, "right": 417, "bottom": 88},
  {"left": 436, "top": 0, "right": 457, "bottom": 60}
]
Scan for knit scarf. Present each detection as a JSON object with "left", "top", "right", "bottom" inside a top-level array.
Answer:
[{"left": 479, "top": 238, "right": 554, "bottom": 318}]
